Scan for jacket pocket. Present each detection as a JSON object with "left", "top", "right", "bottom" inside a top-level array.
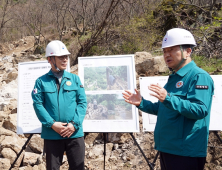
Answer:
[
  {"left": 42, "top": 86, "right": 57, "bottom": 101},
  {"left": 41, "top": 86, "right": 57, "bottom": 117},
  {"left": 42, "top": 86, "right": 56, "bottom": 93},
  {"left": 63, "top": 85, "right": 78, "bottom": 91},
  {"left": 63, "top": 85, "right": 78, "bottom": 100}
]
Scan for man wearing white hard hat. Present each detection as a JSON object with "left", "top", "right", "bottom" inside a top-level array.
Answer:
[
  {"left": 31, "top": 40, "right": 87, "bottom": 170},
  {"left": 123, "top": 28, "right": 214, "bottom": 169}
]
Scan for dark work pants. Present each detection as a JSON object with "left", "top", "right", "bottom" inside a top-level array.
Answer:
[
  {"left": 44, "top": 137, "right": 85, "bottom": 170},
  {"left": 160, "top": 152, "right": 206, "bottom": 170}
]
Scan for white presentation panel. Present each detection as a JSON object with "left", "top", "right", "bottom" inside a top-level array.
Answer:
[
  {"left": 209, "top": 75, "right": 222, "bottom": 131},
  {"left": 140, "top": 75, "right": 222, "bottom": 132},
  {"left": 79, "top": 55, "right": 139, "bottom": 132},
  {"left": 17, "top": 60, "right": 70, "bottom": 134}
]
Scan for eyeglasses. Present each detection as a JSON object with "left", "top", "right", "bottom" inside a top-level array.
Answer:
[{"left": 57, "top": 55, "right": 68, "bottom": 60}]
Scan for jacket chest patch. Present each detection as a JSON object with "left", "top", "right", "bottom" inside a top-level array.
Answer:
[
  {"left": 176, "top": 81, "right": 183, "bottom": 88},
  {"left": 196, "top": 85, "right": 208, "bottom": 89},
  {"left": 66, "top": 81, "right": 72, "bottom": 86}
]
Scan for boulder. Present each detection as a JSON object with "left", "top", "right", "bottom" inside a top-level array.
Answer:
[
  {"left": 213, "top": 147, "right": 222, "bottom": 160},
  {"left": 1, "top": 148, "right": 16, "bottom": 163},
  {"left": 23, "top": 152, "right": 40, "bottom": 166},
  {"left": 8, "top": 99, "right": 17, "bottom": 114},
  {"left": 0, "top": 103, "right": 8, "bottom": 111},
  {"left": 29, "top": 55, "right": 40, "bottom": 60},
  {"left": 134, "top": 52, "right": 153, "bottom": 64},
  {"left": 1, "top": 62, "right": 13, "bottom": 72},
  {"left": 0, "top": 61, "right": 5, "bottom": 74},
  {"left": 2, "top": 113, "right": 17, "bottom": 132},
  {"left": 206, "top": 152, "right": 213, "bottom": 163},
  {"left": 1, "top": 135, "right": 25, "bottom": 154},
  {"left": 108, "top": 133, "right": 131, "bottom": 144},
  {"left": 19, "top": 165, "right": 33, "bottom": 170},
  {"left": 29, "top": 135, "right": 44, "bottom": 154},
  {"left": 0, "top": 79, "right": 18, "bottom": 102},
  {"left": 216, "top": 166, "right": 222, "bottom": 170},
  {"left": 7, "top": 71, "right": 18, "bottom": 82},
  {"left": 14, "top": 55, "right": 43, "bottom": 63},
  {"left": 2, "top": 56, "right": 14, "bottom": 63},
  {"left": 84, "top": 133, "right": 100, "bottom": 145},
  {"left": 0, "top": 158, "right": 11, "bottom": 170},
  {"left": 0, "top": 69, "right": 5, "bottom": 74},
  {"left": 153, "top": 56, "right": 168, "bottom": 73},
  {"left": 1, "top": 148, "right": 24, "bottom": 167},
  {"left": 25, "top": 146, "right": 35, "bottom": 153},
  {"left": 105, "top": 143, "right": 113, "bottom": 161},
  {"left": 0, "top": 111, "right": 10, "bottom": 122},
  {"left": 134, "top": 52, "right": 168, "bottom": 76},
  {"left": 37, "top": 163, "right": 46, "bottom": 170},
  {"left": 0, "top": 135, "right": 5, "bottom": 143},
  {"left": 33, "top": 165, "right": 39, "bottom": 170},
  {"left": 0, "top": 43, "right": 10, "bottom": 54},
  {"left": 86, "top": 143, "right": 113, "bottom": 162},
  {"left": 0, "top": 127, "right": 15, "bottom": 136}
]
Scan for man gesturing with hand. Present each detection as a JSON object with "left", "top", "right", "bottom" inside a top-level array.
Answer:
[
  {"left": 123, "top": 28, "right": 214, "bottom": 170},
  {"left": 123, "top": 84, "right": 167, "bottom": 105}
]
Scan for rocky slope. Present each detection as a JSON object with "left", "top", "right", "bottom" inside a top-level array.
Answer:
[{"left": 0, "top": 37, "right": 221, "bottom": 170}]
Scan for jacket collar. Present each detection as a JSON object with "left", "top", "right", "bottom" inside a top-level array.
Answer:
[
  {"left": 47, "top": 69, "right": 71, "bottom": 79},
  {"left": 63, "top": 70, "right": 71, "bottom": 79},
  {"left": 175, "top": 60, "right": 196, "bottom": 77}
]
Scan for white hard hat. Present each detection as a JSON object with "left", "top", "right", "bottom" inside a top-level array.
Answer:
[
  {"left": 45, "top": 40, "right": 70, "bottom": 57},
  {"left": 162, "top": 28, "right": 196, "bottom": 49}
]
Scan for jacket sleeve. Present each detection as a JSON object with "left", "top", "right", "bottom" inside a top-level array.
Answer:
[
  {"left": 72, "top": 76, "right": 87, "bottom": 130},
  {"left": 163, "top": 73, "right": 214, "bottom": 120},
  {"left": 31, "top": 79, "right": 55, "bottom": 128},
  {"left": 137, "top": 97, "right": 159, "bottom": 115}
]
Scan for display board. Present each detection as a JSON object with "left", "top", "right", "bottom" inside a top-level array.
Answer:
[
  {"left": 209, "top": 75, "right": 222, "bottom": 130},
  {"left": 17, "top": 60, "right": 70, "bottom": 134},
  {"left": 140, "top": 75, "right": 222, "bottom": 132},
  {"left": 78, "top": 55, "right": 139, "bottom": 132}
]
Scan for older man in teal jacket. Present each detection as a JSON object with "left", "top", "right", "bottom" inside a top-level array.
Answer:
[
  {"left": 32, "top": 40, "right": 87, "bottom": 170},
  {"left": 123, "top": 28, "right": 214, "bottom": 170}
]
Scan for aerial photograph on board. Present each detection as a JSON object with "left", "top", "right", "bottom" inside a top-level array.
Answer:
[{"left": 84, "top": 66, "right": 130, "bottom": 91}]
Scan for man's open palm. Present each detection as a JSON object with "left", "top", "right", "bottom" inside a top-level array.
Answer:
[{"left": 122, "top": 89, "right": 142, "bottom": 106}]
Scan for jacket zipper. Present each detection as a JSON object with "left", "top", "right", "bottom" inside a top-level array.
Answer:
[
  {"left": 58, "top": 77, "right": 66, "bottom": 121},
  {"left": 58, "top": 83, "right": 60, "bottom": 121},
  {"left": 53, "top": 78, "right": 60, "bottom": 121}
]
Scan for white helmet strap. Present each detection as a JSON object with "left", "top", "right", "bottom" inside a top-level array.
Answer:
[
  {"left": 51, "top": 56, "right": 61, "bottom": 72},
  {"left": 169, "top": 45, "right": 186, "bottom": 72}
]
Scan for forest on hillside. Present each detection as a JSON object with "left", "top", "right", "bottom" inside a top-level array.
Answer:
[{"left": 1, "top": 0, "right": 222, "bottom": 68}]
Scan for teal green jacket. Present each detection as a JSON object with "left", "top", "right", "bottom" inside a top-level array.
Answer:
[
  {"left": 138, "top": 61, "right": 214, "bottom": 157},
  {"left": 31, "top": 70, "right": 87, "bottom": 140}
]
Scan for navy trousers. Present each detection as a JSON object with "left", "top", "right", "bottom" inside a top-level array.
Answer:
[
  {"left": 44, "top": 137, "right": 85, "bottom": 170},
  {"left": 160, "top": 151, "right": 206, "bottom": 170}
]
